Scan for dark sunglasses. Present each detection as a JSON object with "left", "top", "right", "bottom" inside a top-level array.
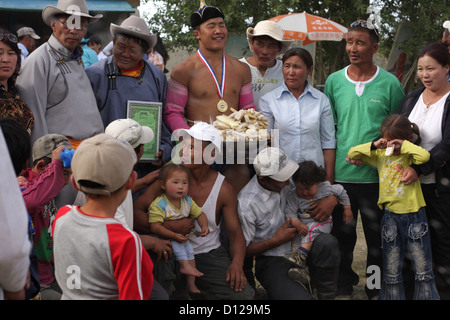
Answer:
[
  {"left": 0, "top": 32, "right": 18, "bottom": 43},
  {"left": 350, "top": 20, "right": 379, "bottom": 35}
]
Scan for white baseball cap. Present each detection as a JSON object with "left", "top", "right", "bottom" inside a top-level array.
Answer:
[
  {"left": 253, "top": 147, "right": 298, "bottom": 182},
  {"left": 444, "top": 21, "right": 450, "bottom": 32},
  {"left": 105, "top": 118, "right": 154, "bottom": 149},
  {"left": 177, "top": 122, "right": 222, "bottom": 153}
]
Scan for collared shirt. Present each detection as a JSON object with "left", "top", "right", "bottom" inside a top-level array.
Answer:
[
  {"left": 324, "top": 66, "right": 405, "bottom": 183},
  {"left": 237, "top": 175, "right": 292, "bottom": 257},
  {"left": 259, "top": 81, "right": 336, "bottom": 167},
  {"left": 18, "top": 42, "right": 28, "bottom": 62}
]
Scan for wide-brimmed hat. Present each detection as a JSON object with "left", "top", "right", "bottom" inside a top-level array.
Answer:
[
  {"left": 246, "top": 20, "right": 293, "bottom": 54},
  {"left": 110, "top": 15, "right": 156, "bottom": 49},
  {"left": 42, "top": 0, "right": 102, "bottom": 26}
]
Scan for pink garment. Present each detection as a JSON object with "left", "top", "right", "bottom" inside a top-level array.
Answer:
[
  {"left": 21, "top": 160, "right": 65, "bottom": 285},
  {"left": 238, "top": 82, "right": 256, "bottom": 110},
  {"left": 164, "top": 77, "right": 190, "bottom": 132},
  {"left": 163, "top": 78, "right": 256, "bottom": 132}
]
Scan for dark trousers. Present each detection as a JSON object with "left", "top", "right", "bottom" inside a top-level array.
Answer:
[
  {"left": 255, "top": 233, "right": 340, "bottom": 300},
  {"left": 331, "top": 183, "right": 383, "bottom": 298}
]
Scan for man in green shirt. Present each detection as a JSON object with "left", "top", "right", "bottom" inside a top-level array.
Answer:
[{"left": 324, "top": 20, "right": 404, "bottom": 299}]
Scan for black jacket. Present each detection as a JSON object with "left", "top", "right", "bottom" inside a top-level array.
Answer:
[{"left": 396, "top": 86, "right": 450, "bottom": 193}]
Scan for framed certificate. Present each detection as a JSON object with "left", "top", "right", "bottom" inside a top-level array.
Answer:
[{"left": 127, "top": 100, "right": 162, "bottom": 162}]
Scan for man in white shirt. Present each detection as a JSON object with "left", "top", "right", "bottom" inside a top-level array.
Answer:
[
  {"left": 16, "top": 27, "right": 40, "bottom": 62},
  {"left": 239, "top": 20, "right": 292, "bottom": 108},
  {"left": 237, "top": 147, "right": 340, "bottom": 299}
]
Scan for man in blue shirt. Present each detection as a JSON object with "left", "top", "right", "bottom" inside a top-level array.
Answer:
[{"left": 17, "top": 27, "right": 40, "bottom": 62}]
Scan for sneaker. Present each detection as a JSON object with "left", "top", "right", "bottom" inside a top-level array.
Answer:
[
  {"left": 282, "top": 251, "right": 307, "bottom": 268},
  {"left": 288, "top": 266, "right": 310, "bottom": 287}
]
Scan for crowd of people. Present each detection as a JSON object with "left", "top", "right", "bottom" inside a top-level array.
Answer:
[{"left": 0, "top": 0, "right": 449, "bottom": 301}]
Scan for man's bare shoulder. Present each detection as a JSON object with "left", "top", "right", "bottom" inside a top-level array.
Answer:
[
  {"left": 227, "top": 54, "right": 250, "bottom": 70},
  {"left": 170, "top": 53, "right": 199, "bottom": 85},
  {"left": 218, "top": 175, "right": 238, "bottom": 204},
  {"left": 227, "top": 54, "right": 251, "bottom": 83}
]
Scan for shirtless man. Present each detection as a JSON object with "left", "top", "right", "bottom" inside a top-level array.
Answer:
[
  {"left": 164, "top": 5, "right": 256, "bottom": 194},
  {"left": 164, "top": 5, "right": 254, "bottom": 131}
]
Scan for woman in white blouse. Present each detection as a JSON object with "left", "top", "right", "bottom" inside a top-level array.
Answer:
[
  {"left": 259, "top": 48, "right": 336, "bottom": 183},
  {"left": 396, "top": 42, "right": 450, "bottom": 300}
]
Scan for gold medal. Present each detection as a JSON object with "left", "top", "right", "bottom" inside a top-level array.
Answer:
[{"left": 217, "top": 99, "right": 228, "bottom": 112}]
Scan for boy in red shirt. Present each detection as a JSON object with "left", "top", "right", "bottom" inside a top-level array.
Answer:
[{"left": 52, "top": 134, "right": 153, "bottom": 300}]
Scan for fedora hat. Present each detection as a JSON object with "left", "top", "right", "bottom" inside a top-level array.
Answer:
[
  {"left": 42, "top": 0, "right": 102, "bottom": 26},
  {"left": 110, "top": 15, "right": 156, "bottom": 49},
  {"left": 246, "top": 20, "right": 293, "bottom": 54}
]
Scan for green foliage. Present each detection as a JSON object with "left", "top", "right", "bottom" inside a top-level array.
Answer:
[
  {"left": 141, "top": 0, "right": 449, "bottom": 84},
  {"left": 374, "top": 0, "right": 449, "bottom": 60},
  {"left": 142, "top": 0, "right": 369, "bottom": 52}
]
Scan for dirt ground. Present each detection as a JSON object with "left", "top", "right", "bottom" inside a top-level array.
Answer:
[{"left": 351, "top": 214, "right": 369, "bottom": 300}]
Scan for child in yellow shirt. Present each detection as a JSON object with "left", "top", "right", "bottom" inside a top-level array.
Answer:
[
  {"left": 148, "top": 163, "right": 209, "bottom": 295},
  {"left": 348, "top": 114, "right": 439, "bottom": 300}
]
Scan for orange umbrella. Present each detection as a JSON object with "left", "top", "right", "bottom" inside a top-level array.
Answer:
[{"left": 269, "top": 12, "right": 348, "bottom": 45}]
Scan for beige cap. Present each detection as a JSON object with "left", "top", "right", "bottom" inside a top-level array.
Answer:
[
  {"left": 71, "top": 134, "right": 137, "bottom": 196},
  {"left": 32, "top": 133, "right": 72, "bottom": 162},
  {"left": 253, "top": 147, "right": 298, "bottom": 182},
  {"left": 17, "top": 27, "right": 40, "bottom": 40}
]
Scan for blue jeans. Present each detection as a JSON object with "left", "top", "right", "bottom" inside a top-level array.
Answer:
[
  {"left": 171, "top": 240, "right": 195, "bottom": 261},
  {"left": 380, "top": 208, "right": 440, "bottom": 300}
]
